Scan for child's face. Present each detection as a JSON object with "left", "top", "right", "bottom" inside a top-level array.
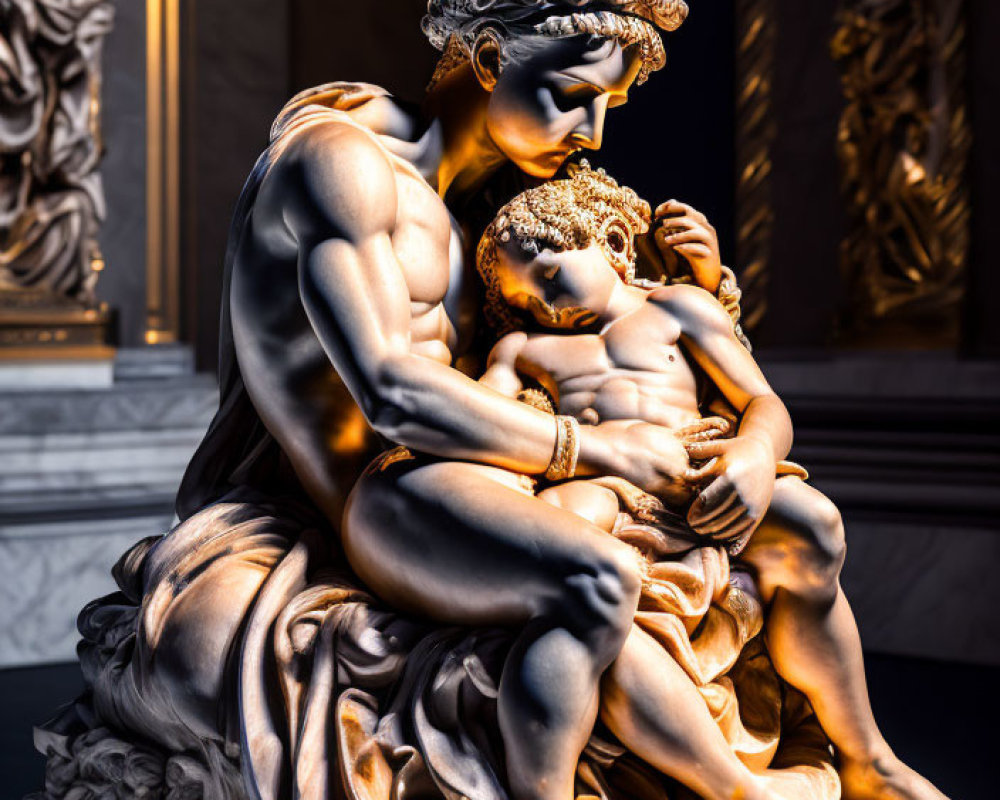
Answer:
[{"left": 494, "top": 240, "right": 622, "bottom": 330}]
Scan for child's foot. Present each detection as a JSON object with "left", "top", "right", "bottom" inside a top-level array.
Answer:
[{"left": 840, "top": 754, "right": 949, "bottom": 800}]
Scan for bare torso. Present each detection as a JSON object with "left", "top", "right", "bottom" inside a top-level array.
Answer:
[
  {"left": 227, "top": 96, "right": 473, "bottom": 518},
  {"left": 513, "top": 286, "right": 704, "bottom": 431}
]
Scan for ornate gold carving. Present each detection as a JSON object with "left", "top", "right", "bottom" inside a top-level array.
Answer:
[
  {"left": 831, "top": 0, "right": 971, "bottom": 345},
  {"left": 734, "top": 0, "right": 777, "bottom": 333}
]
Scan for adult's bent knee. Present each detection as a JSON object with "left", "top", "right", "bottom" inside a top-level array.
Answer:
[
  {"left": 806, "top": 493, "right": 847, "bottom": 573},
  {"left": 748, "top": 479, "right": 847, "bottom": 600},
  {"left": 551, "top": 545, "right": 642, "bottom": 657}
]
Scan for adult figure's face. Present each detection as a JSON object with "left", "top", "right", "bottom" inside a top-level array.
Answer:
[{"left": 474, "top": 36, "right": 645, "bottom": 178}]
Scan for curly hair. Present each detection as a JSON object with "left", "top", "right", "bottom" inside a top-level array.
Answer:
[
  {"left": 476, "top": 161, "right": 754, "bottom": 348},
  {"left": 423, "top": 1, "right": 689, "bottom": 89},
  {"left": 477, "top": 161, "right": 651, "bottom": 333}
]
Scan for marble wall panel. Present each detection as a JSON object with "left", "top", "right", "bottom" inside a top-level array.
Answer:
[
  {"left": 841, "top": 520, "right": 1000, "bottom": 666},
  {"left": 0, "top": 516, "right": 174, "bottom": 666},
  {"left": 0, "top": 378, "right": 217, "bottom": 667}
]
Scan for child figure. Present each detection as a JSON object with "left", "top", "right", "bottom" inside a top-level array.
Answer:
[
  {"left": 476, "top": 162, "right": 802, "bottom": 554},
  {"left": 465, "top": 162, "right": 947, "bottom": 800}
]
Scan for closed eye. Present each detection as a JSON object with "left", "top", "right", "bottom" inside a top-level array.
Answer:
[{"left": 547, "top": 78, "right": 601, "bottom": 112}]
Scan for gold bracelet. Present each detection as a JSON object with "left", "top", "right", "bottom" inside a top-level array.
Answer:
[{"left": 545, "top": 415, "right": 580, "bottom": 482}]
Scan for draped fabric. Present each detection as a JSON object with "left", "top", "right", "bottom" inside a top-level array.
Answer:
[
  {"left": 0, "top": 0, "right": 112, "bottom": 302},
  {"left": 33, "top": 492, "right": 839, "bottom": 800}
]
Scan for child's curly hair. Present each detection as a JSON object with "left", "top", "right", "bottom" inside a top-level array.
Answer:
[
  {"left": 476, "top": 161, "right": 651, "bottom": 334},
  {"left": 477, "top": 162, "right": 754, "bottom": 349}
]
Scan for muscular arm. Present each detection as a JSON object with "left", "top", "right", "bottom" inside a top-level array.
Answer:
[
  {"left": 275, "top": 123, "right": 561, "bottom": 474},
  {"left": 651, "top": 285, "right": 793, "bottom": 539},
  {"left": 652, "top": 285, "right": 792, "bottom": 462},
  {"left": 479, "top": 333, "right": 529, "bottom": 397}
]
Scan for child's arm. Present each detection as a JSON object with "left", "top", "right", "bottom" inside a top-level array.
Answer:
[
  {"left": 650, "top": 284, "right": 793, "bottom": 541},
  {"left": 479, "top": 332, "right": 530, "bottom": 398}
]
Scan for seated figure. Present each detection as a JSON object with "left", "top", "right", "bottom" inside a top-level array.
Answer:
[
  {"left": 344, "top": 163, "right": 837, "bottom": 799},
  {"left": 29, "top": 2, "right": 947, "bottom": 799}
]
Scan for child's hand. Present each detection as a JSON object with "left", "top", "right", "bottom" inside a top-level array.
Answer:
[
  {"left": 653, "top": 200, "right": 723, "bottom": 294},
  {"left": 683, "top": 434, "right": 776, "bottom": 544}
]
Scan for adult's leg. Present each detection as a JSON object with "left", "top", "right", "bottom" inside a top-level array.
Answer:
[
  {"left": 602, "top": 626, "right": 790, "bottom": 800},
  {"left": 741, "top": 477, "right": 947, "bottom": 800},
  {"left": 343, "top": 458, "right": 643, "bottom": 800},
  {"left": 541, "top": 482, "right": 794, "bottom": 800}
]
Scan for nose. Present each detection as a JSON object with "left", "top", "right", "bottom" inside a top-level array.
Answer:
[{"left": 569, "top": 98, "right": 608, "bottom": 151}]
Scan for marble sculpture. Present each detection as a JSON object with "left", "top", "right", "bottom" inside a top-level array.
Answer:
[{"left": 31, "top": 3, "right": 948, "bottom": 799}]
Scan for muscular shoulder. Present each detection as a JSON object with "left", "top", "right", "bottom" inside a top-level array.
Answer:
[
  {"left": 647, "top": 284, "right": 733, "bottom": 337},
  {"left": 269, "top": 119, "right": 398, "bottom": 245}
]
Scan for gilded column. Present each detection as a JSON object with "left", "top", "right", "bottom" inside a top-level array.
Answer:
[{"left": 145, "top": 0, "right": 182, "bottom": 346}]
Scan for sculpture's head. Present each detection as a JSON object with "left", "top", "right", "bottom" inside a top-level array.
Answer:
[
  {"left": 477, "top": 161, "right": 651, "bottom": 332},
  {"left": 423, "top": 1, "right": 689, "bottom": 176}
]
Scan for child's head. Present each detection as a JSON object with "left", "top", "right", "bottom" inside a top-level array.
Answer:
[{"left": 477, "top": 162, "right": 650, "bottom": 333}]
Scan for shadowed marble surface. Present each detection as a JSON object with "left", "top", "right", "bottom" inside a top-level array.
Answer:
[{"left": 0, "top": 369, "right": 217, "bottom": 667}]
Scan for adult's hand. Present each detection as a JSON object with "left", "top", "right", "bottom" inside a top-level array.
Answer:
[{"left": 579, "top": 419, "right": 707, "bottom": 506}]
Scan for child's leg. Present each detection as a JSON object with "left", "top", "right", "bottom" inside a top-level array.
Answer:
[{"left": 741, "top": 477, "right": 948, "bottom": 800}]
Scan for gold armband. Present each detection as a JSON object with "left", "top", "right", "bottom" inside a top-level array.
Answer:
[{"left": 545, "top": 415, "right": 580, "bottom": 482}]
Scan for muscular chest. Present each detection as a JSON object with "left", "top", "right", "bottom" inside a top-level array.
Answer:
[
  {"left": 391, "top": 171, "right": 454, "bottom": 306},
  {"left": 391, "top": 170, "right": 470, "bottom": 357},
  {"left": 521, "top": 304, "right": 700, "bottom": 416}
]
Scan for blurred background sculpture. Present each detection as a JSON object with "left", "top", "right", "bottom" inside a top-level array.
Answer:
[
  {"left": 832, "top": 0, "right": 971, "bottom": 347},
  {"left": 0, "top": 0, "right": 114, "bottom": 350}
]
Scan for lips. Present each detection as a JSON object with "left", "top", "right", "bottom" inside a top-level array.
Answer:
[{"left": 526, "top": 296, "right": 599, "bottom": 330}]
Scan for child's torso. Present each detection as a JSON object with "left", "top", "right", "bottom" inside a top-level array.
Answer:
[{"left": 519, "top": 298, "right": 703, "bottom": 430}]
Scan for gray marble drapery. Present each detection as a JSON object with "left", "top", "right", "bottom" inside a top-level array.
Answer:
[
  {"left": 0, "top": 0, "right": 113, "bottom": 304},
  {"left": 30, "top": 488, "right": 840, "bottom": 800}
]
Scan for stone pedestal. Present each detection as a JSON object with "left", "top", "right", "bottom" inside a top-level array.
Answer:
[
  {"left": 0, "top": 288, "right": 118, "bottom": 390},
  {"left": 0, "top": 348, "right": 217, "bottom": 667}
]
